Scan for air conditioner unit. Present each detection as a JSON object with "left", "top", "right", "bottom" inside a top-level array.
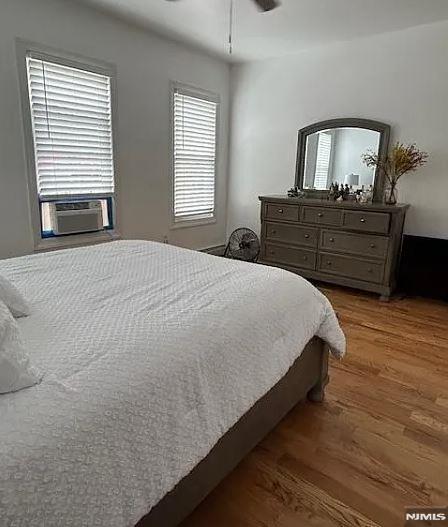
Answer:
[{"left": 49, "top": 200, "right": 104, "bottom": 235}]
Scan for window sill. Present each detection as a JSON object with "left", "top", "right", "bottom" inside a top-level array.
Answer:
[
  {"left": 170, "top": 217, "right": 216, "bottom": 230},
  {"left": 34, "top": 230, "right": 121, "bottom": 253}
]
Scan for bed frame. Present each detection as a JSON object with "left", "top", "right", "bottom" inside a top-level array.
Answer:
[{"left": 136, "top": 336, "right": 329, "bottom": 527}]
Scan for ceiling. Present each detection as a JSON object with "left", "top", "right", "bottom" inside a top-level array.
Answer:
[{"left": 77, "top": 0, "right": 448, "bottom": 62}]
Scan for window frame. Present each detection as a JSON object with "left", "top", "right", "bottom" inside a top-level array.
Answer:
[
  {"left": 170, "top": 81, "right": 220, "bottom": 229},
  {"left": 16, "top": 39, "right": 120, "bottom": 250},
  {"left": 314, "top": 131, "right": 333, "bottom": 190}
]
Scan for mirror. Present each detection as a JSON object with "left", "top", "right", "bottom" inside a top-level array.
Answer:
[
  {"left": 295, "top": 119, "right": 390, "bottom": 202},
  {"left": 303, "top": 128, "right": 380, "bottom": 191}
]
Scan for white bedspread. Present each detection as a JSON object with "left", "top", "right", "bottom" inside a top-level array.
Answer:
[{"left": 0, "top": 240, "right": 345, "bottom": 527}]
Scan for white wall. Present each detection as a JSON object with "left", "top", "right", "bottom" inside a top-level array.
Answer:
[
  {"left": 227, "top": 20, "right": 448, "bottom": 240},
  {"left": 0, "top": 0, "right": 230, "bottom": 259},
  {"left": 331, "top": 128, "right": 379, "bottom": 188}
]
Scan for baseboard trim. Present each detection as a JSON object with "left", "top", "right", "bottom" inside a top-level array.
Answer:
[{"left": 200, "top": 245, "right": 226, "bottom": 256}]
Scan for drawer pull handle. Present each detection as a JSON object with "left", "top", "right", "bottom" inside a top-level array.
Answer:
[
  {"left": 277, "top": 208, "right": 283, "bottom": 214},
  {"left": 370, "top": 243, "right": 376, "bottom": 249},
  {"left": 304, "top": 234, "right": 310, "bottom": 239},
  {"left": 303, "top": 256, "right": 308, "bottom": 261},
  {"left": 318, "top": 212, "right": 324, "bottom": 218},
  {"left": 271, "top": 230, "right": 277, "bottom": 235},
  {"left": 329, "top": 237, "right": 335, "bottom": 242},
  {"left": 326, "top": 261, "right": 332, "bottom": 266},
  {"left": 360, "top": 218, "right": 366, "bottom": 223}
]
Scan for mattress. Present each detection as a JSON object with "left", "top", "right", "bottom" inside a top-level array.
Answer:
[{"left": 0, "top": 240, "right": 345, "bottom": 527}]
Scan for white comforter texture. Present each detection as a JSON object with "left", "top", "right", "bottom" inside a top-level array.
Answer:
[{"left": 0, "top": 240, "right": 345, "bottom": 527}]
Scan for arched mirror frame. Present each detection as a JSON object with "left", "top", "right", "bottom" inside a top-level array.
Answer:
[{"left": 295, "top": 118, "right": 391, "bottom": 203}]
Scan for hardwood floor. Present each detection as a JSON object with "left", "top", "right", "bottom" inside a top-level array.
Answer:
[{"left": 181, "top": 287, "right": 448, "bottom": 527}]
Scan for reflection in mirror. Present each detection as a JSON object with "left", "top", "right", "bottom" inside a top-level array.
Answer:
[{"left": 303, "top": 127, "right": 381, "bottom": 191}]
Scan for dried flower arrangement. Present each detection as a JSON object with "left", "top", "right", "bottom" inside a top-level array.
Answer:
[{"left": 362, "top": 142, "right": 428, "bottom": 204}]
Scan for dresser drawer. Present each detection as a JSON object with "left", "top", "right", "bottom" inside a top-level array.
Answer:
[
  {"left": 318, "top": 252, "right": 384, "bottom": 284},
  {"left": 264, "top": 243, "right": 316, "bottom": 270},
  {"left": 302, "top": 206, "right": 342, "bottom": 226},
  {"left": 343, "top": 210, "right": 390, "bottom": 234},
  {"left": 265, "top": 222, "right": 318, "bottom": 248},
  {"left": 321, "top": 230, "right": 389, "bottom": 259},
  {"left": 265, "top": 203, "right": 299, "bottom": 222}
]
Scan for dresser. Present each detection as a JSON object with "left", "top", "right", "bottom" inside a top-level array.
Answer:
[{"left": 259, "top": 196, "right": 409, "bottom": 300}]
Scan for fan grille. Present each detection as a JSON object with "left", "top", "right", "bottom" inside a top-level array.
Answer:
[{"left": 225, "top": 228, "right": 260, "bottom": 262}]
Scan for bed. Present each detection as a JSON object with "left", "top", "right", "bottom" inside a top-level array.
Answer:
[{"left": 0, "top": 240, "right": 345, "bottom": 527}]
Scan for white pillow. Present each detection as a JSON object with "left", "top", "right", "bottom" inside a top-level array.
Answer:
[
  {"left": 0, "top": 275, "right": 30, "bottom": 318},
  {"left": 0, "top": 299, "right": 41, "bottom": 394}
]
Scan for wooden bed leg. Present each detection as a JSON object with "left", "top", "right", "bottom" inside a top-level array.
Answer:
[
  {"left": 307, "top": 375, "right": 329, "bottom": 402},
  {"left": 307, "top": 345, "right": 329, "bottom": 403}
]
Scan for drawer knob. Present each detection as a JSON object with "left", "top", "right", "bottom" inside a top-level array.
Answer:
[
  {"left": 326, "top": 261, "right": 332, "bottom": 266},
  {"left": 318, "top": 212, "right": 324, "bottom": 218},
  {"left": 303, "top": 256, "right": 308, "bottom": 261},
  {"left": 360, "top": 218, "right": 366, "bottom": 223},
  {"left": 370, "top": 243, "right": 376, "bottom": 249},
  {"left": 368, "top": 268, "right": 373, "bottom": 273},
  {"left": 271, "top": 230, "right": 277, "bottom": 235},
  {"left": 277, "top": 208, "right": 283, "bottom": 214},
  {"left": 304, "top": 234, "right": 310, "bottom": 239},
  {"left": 329, "top": 237, "right": 335, "bottom": 242},
  {"left": 270, "top": 250, "right": 275, "bottom": 255}
]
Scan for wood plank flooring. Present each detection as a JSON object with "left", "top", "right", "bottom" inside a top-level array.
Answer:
[{"left": 181, "top": 287, "right": 448, "bottom": 527}]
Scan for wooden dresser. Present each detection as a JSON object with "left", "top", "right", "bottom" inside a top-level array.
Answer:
[{"left": 259, "top": 195, "right": 409, "bottom": 300}]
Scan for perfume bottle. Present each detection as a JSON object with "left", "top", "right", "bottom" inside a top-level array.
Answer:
[{"left": 359, "top": 185, "right": 368, "bottom": 204}]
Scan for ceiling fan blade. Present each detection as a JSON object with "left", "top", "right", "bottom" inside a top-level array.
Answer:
[{"left": 252, "top": 0, "right": 279, "bottom": 11}]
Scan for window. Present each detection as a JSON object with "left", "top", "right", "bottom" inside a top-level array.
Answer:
[
  {"left": 172, "top": 85, "right": 218, "bottom": 223},
  {"left": 24, "top": 53, "right": 116, "bottom": 238},
  {"left": 314, "top": 131, "right": 332, "bottom": 190}
]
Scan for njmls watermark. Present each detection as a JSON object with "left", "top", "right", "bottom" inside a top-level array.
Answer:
[{"left": 405, "top": 507, "right": 448, "bottom": 525}]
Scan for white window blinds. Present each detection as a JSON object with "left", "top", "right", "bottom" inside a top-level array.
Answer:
[
  {"left": 314, "top": 132, "right": 332, "bottom": 190},
  {"left": 173, "top": 87, "right": 218, "bottom": 220},
  {"left": 26, "top": 57, "right": 115, "bottom": 198}
]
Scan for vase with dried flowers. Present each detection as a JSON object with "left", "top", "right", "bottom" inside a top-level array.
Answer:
[{"left": 362, "top": 143, "right": 428, "bottom": 205}]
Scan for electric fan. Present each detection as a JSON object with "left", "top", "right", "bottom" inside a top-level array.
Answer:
[{"left": 224, "top": 228, "right": 260, "bottom": 262}]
